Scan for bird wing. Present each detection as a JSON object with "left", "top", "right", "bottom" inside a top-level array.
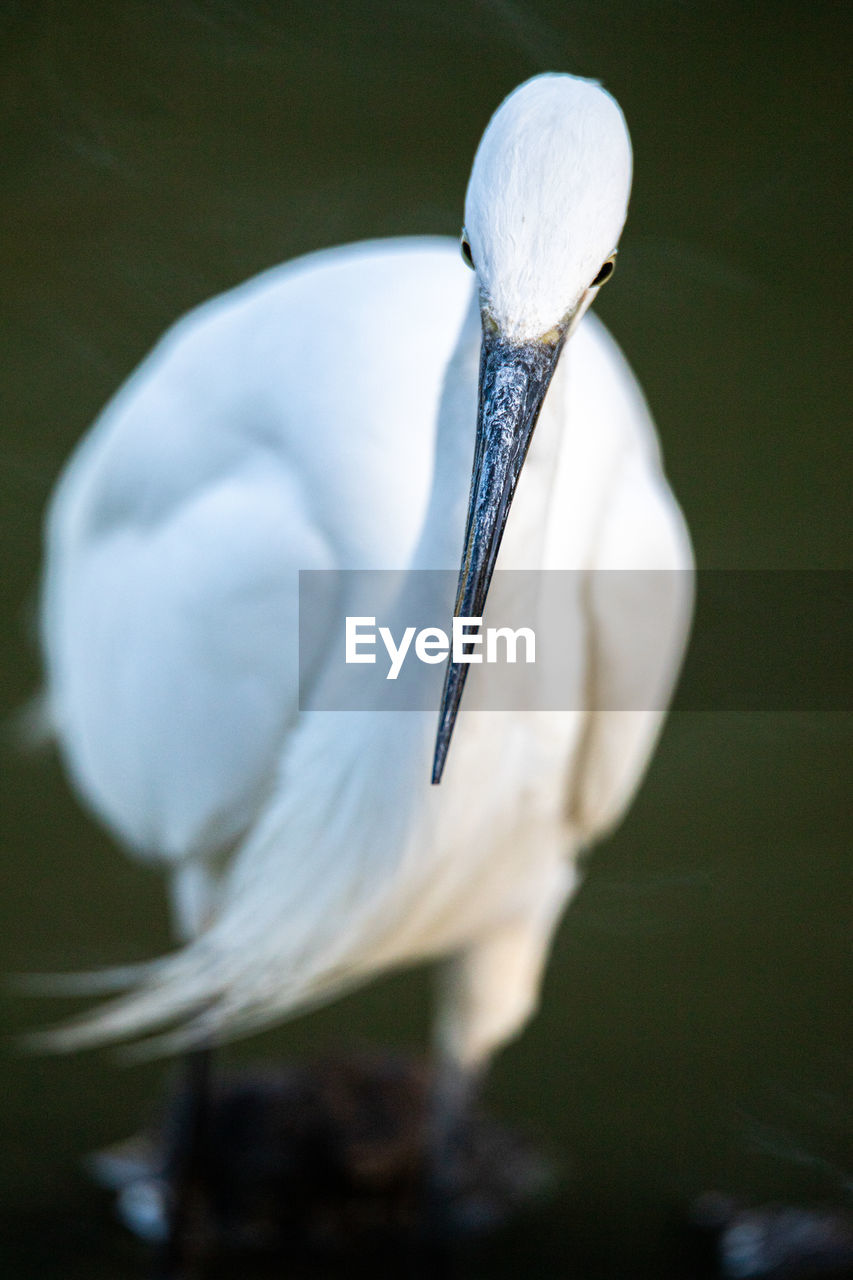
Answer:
[
  {"left": 43, "top": 406, "right": 337, "bottom": 873},
  {"left": 42, "top": 240, "right": 471, "bottom": 878}
]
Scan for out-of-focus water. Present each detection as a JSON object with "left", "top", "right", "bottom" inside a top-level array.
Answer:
[{"left": 0, "top": 3, "right": 849, "bottom": 1276}]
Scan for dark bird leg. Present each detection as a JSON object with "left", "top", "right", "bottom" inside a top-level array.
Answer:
[
  {"left": 421, "top": 1055, "right": 484, "bottom": 1247},
  {"left": 155, "top": 1046, "right": 213, "bottom": 1280}
]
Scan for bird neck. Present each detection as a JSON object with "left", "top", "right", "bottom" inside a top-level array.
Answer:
[{"left": 410, "top": 288, "right": 481, "bottom": 572}]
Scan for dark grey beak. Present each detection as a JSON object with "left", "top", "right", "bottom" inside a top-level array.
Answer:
[{"left": 431, "top": 316, "right": 566, "bottom": 783}]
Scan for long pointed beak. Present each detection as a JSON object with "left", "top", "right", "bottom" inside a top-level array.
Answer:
[{"left": 431, "top": 317, "right": 566, "bottom": 783}]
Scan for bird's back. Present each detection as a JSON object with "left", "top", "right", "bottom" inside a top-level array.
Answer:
[{"left": 41, "top": 239, "right": 474, "bottom": 873}]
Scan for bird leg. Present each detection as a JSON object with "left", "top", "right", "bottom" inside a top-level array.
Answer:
[
  {"left": 156, "top": 1045, "right": 213, "bottom": 1279},
  {"left": 425, "top": 1054, "right": 484, "bottom": 1206},
  {"left": 408, "top": 1052, "right": 485, "bottom": 1280},
  {"left": 421, "top": 908, "right": 566, "bottom": 1239}
]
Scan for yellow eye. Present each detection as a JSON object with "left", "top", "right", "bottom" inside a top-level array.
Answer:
[
  {"left": 460, "top": 231, "right": 474, "bottom": 269},
  {"left": 591, "top": 255, "right": 616, "bottom": 287}
]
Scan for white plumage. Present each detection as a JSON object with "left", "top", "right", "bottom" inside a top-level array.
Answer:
[{"left": 39, "top": 74, "right": 692, "bottom": 1068}]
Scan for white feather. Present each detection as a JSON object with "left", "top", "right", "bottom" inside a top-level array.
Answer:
[{"left": 38, "top": 75, "right": 692, "bottom": 1066}]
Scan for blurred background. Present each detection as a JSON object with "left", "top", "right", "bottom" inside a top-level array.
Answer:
[{"left": 0, "top": 1, "right": 849, "bottom": 1276}]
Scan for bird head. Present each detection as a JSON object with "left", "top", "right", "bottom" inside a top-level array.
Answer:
[
  {"left": 432, "top": 75, "right": 633, "bottom": 783},
  {"left": 463, "top": 73, "right": 632, "bottom": 342}
]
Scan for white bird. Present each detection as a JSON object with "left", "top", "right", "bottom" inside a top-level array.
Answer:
[{"left": 38, "top": 74, "right": 692, "bottom": 1088}]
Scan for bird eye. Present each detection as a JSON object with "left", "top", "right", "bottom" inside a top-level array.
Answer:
[
  {"left": 460, "top": 232, "right": 475, "bottom": 270},
  {"left": 591, "top": 255, "right": 616, "bottom": 287}
]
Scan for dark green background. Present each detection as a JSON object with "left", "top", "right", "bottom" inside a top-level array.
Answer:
[{"left": 1, "top": 2, "right": 849, "bottom": 1276}]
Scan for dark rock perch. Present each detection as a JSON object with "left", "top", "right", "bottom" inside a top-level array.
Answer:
[
  {"left": 91, "top": 1051, "right": 853, "bottom": 1277},
  {"left": 92, "top": 1048, "right": 550, "bottom": 1269}
]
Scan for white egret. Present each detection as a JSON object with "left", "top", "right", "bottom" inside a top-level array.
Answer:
[{"left": 39, "top": 74, "right": 692, "bottom": 1096}]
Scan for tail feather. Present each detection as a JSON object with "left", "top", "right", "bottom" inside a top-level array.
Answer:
[
  {"left": 22, "top": 949, "right": 221, "bottom": 1054},
  {"left": 20, "top": 721, "right": 413, "bottom": 1056},
  {"left": 11, "top": 964, "right": 153, "bottom": 998},
  {"left": 22, "top": 935, "right": 370, "bottom": 1058}
]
